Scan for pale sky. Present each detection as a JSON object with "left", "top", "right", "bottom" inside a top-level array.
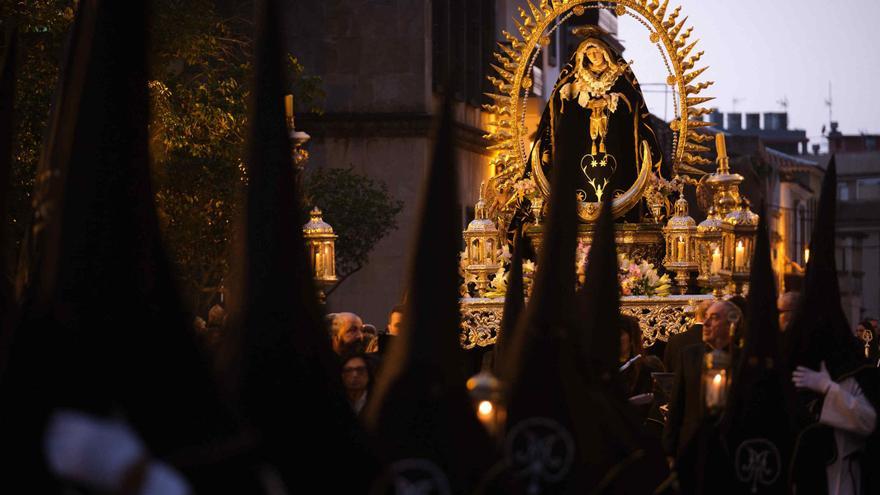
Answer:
[{"left": 616, "top": 0, "right": 880, "bottom": 148}]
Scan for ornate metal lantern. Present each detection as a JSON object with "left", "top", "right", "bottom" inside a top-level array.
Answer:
[
  {"left": 466, "top": 370, "right": 505, "bottom": 437},
  {"left": 663, "top": 190, "right": 697, "bottom": 294},
  {"left": 463, "top": 192, "right": 502, "bottom": 296},
  {"left": 720, "top": 200, "right": 759, "bottom": 294},
  {"left": 303, "top": 207, "right": 338, "bottom": 291},
  {"left": 702, "top": 348, "right": 731, "bottom": 414},
  {"left": 695, "top": 206, "right": 725, "bottom": 293}
]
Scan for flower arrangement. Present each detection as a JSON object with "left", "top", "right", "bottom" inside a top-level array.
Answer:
[
  {"left": 476, "top": 242, "right": 671, "bottom": 298},
  {"left": 617, "top": 254, "right": 672, "bottom": 297}
]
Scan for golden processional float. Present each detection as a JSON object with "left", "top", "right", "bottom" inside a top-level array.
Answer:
[{"left": 459, "top": 0, "right": 759, "bottom": 351}]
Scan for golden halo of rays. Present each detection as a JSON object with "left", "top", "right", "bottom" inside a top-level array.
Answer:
[{"left": 484, "top": 0, "right": 714, "bottom": 224}]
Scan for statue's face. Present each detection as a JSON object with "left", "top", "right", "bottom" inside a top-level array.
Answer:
[{"left": 585, "top": 46, "right": 605, "bottom": 67}]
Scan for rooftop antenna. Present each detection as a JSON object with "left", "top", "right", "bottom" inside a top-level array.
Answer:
[
  {"left": 777, "top": 96, "right": 789, "bottom": 112},
  {"left": 824, "top": 81, "right": 833, "bottom": 125},
  {"left": 732, "top": 97, "right": 743, "bottom": 112}
]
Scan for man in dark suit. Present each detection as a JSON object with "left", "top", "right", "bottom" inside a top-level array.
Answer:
[
  {"left": 662, "top": 300, "right": 742, "bottom": 459},
  {"left": 663, "top": 299, "right": 712, "bottom": 373}
]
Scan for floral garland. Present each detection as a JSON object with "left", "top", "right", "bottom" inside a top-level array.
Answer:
[{"left": 471, "top": 242, "right": 671, "bottom": 298}]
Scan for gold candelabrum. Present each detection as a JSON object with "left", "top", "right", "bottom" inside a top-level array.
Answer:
[
  {"left": 463, "top": 189, "right": 503, "bottom": 296},
  {"left": 692, "top": 133, "right": 759, "bottom": 296}
]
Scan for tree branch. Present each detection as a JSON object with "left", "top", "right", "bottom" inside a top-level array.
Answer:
[{"left": 325, "top": 263, "right": 363, "bottom": 296}]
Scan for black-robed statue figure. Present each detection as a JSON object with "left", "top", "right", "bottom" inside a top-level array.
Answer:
[{"left": 525, "top": 27, "right": 666, "bottom": 225}]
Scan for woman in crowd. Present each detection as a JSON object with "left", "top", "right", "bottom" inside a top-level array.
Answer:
[{"left": 340, "top": 352, "right": 374, "bottom": 417}]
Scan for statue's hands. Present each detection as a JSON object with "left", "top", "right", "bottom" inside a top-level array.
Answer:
[{"left": 792, "top": 361, "right": 833, "bottom": 395}]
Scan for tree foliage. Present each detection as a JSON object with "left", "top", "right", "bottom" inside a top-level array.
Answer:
[{"left": 2, "top": 0, "right": 401, "bottom": 313}]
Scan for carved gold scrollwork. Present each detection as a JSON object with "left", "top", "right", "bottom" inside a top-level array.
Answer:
[{"left": 460, "top": 294, "right": 714, "bottom": 349}]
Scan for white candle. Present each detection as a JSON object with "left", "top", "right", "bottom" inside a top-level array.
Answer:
[
  {"left": 804, "top": 247, "right": 810, "bottom": 264},
  {"left": 711, "top": 247, "right": 722, "bottom": 274},
  {"left": 735, "top": 241, "right": 744, "bottom": 270},
  {"left": 706, "top": 372, "right": 724, "bottom": 409}
]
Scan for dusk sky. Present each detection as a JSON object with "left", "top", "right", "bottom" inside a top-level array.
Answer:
[{"left": 616, "top": 0, "right": 880, "bottom": 149}]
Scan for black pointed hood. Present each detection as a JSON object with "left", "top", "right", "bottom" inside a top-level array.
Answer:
[
  {"left": 785, "top": 156, "right": 861, "bottom": 379},
  {"left": 720, "top": 206, "right": 798, "bottom": 494},
  {"left": 576, "top": 197, "right": 621, "bottom": 377},
  {"left": 494, "top": 228, "right": 525, "bottom": 374},
  {"left": 364, "top": 99, "right": 497, "bottom": 493},
  {"left": 1, "top": 0, "right": 240, "bottom": 488},
  {"left": 0, "top": 28, "right": 17, "bottom": 371},
  {"left": 500, "top": 93, "right": 586, "bottom": 492},
  {"left": 565, "top": 198, "right": 669, "bottom": 492},
  {"left": 227, "top": 0, "right": 379, "bottom": 491}
]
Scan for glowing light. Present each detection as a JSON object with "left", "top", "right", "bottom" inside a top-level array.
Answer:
[
  {"left": 477, "top": 400, "right": 494, "bottom": 418},
  {"left": 804, "top": 248, "right": 810, "bottom": 264},
  {"left": 713, "top": 373, "right": 723, "bottom": 385}
]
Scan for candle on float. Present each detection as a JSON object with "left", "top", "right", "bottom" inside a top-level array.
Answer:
[
  {"left": 315, "top": 251, "right": 322, "bottom": 275},
  {"left": 284, "top": 94, "right": 294, "bottom": 119},
  {"left": 716, "top": 132, "right": 727, "bottom": 159},
  {"left": 735, "top": 240, "right": 744, "bottom": 270},
  {"left": 676, "top": 236, "right": 686, "bottom": 261},
  {"left": 711, "top": 247, "right": 722, "bottom": 274}
]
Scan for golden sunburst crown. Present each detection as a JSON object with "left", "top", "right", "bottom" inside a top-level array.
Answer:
[{"left": 484, "top": 0, "right": 716, "bottom": 207}]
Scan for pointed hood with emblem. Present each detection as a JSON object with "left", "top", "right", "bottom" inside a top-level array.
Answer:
[
  {"left": 785, "top": 156, "right": 862, "bottom": 379},
  {"left": 364, "top": 98, "right": 497, "bottom": 493},
  {"left": 720, "top": 206, "right": 798, "bottom": 494},
  {"left": 222, "top": 0, "right": 380, "bottom": 491},
  {"left": 500, "top": 94, "right": 585, "bottom": 492}
]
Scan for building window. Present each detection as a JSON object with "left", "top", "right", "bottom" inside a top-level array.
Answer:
[
  {"left": 839, "top": 183, "right": 850, "bottom": 201},
  {"left": 432, "top": 0, "right": 495, "bottom": 105},
  {"left": 795, "top": 203, "right": 807, "bottom": 265},
  {"left": 857, "top": 178, "right": 880, "bottom": 200}
]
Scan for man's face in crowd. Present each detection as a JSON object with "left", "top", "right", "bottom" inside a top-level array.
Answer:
[
  {"left": 703, "top": 302, "right": 734, "bottom": 350},
  {"left": 341, "top": 357, "right": 369, "bottom": 392},
  {"left": 387, "top": 311, "right": 403, "bottom": 336},
  {"left": 335, "top": 313, "right": 364, "bottom": 345}
]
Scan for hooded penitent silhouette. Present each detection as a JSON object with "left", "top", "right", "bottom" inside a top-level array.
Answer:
[
  {"left": 569, "top": 198, "right": 670, "bottom": 493},
  {"left": 222, "top": 0, "right": 380, "bottom": 491},
  {"left": 364, "top": 98, "right": 499, "bottom": 494},
  {"left": 716, "top": 206, "right": 798, "bottom": 494},
  {"left": 0, "top": 1, "right": 246, "bottom": 491},
  {"left": 493, "top": 228, "right": 525, "bottom": 375}
]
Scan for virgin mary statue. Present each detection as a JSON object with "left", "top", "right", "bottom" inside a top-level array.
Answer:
[{"left": 527, "top": 26, "right": 665, "bottom": 224}]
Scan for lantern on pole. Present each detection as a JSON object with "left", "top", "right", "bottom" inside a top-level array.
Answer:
[
  {"left": 663, "top": 188, "right": 698, "bottom": 294},
  {"left": 701, "top": 348, "right": 731, "bottom": 414},
  {"left": 303, "top": 207, "right": 338, "bottom": 295},
  {"left": 466, "top": 370, "right": 505, "bottom": 437}
]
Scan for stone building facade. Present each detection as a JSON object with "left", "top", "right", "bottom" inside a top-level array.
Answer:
[{"left": 285, "top": 1, "right": 497, "bottom": 326}]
